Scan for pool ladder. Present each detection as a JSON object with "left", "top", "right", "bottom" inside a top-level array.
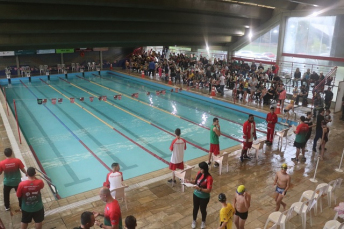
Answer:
[{"left": 34, "top": 167, "right": 60, "bottom": 199}]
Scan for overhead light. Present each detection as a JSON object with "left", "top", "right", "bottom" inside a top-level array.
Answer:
[
  {"left": 273, "top": 30, "right": 278, "bottom": 33},
  {"left": 244, "top": 25, "right": 250, "bottom": 28},
  {"left": 206, "top": 46, "right": 210, "bottom": 51},
  {"left": 313, "top": 4, "right": 318, "bottom": 7},
  {"left": 248, "top": 32, "right": 253, "bottom": 39}
]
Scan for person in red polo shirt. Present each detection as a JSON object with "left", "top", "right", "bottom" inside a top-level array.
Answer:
[
  {"left": 240, "top": 114, "right": 257, "bottom": 162},
  {"left": 266, "top": 107, "right": 278, "bottom": 145},
  {"left": 0, "top": 148, "right": 26, "bottom": 211},
  {"left": 17, "top": 167, "right": 45, "bottom": 229},
  {"left": 94, "top": 187, "right": 123, "bottom": 229}
]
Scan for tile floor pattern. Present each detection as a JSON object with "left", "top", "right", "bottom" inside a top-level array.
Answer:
[{"left": 0, "top": 70, "right": 344, "bottom": 228}]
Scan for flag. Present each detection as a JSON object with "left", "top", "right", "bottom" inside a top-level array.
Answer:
[
  {"left": 42, "top": 99, "right": 47, "bottom": 104},
  {"left": 52, "top": 98, "right": 56, "bottom": 104},
  {"left": 102, "top": 96, "right": 107, "bottom": 101},
  {"left": 80, "top": 97, "right": 84, "bottom": 102},
  {"left": 37, "top": 99, "right": 42, "bottom": 105},
  {"left": 117, "top": 95, "right": 122, "bottom": 100},
  {"left": 58, "top": 98, "right": 63, "bottom": 103},
  {"left": 98, "top": 96, "right": 102, "bottom": 101},
  {"left": 70, "top": 98, "right": 74, "bottom": 103},
  {"left": 89, "top": 97, "right": 94, "bottom": 102}
]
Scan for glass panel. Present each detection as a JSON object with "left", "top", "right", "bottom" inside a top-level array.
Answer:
[
  {"left": 235, "top": 25, "right": 279, "bottom": 60},
  {"left": 284, "top": 16, "right": 336, "bottom": 56}
]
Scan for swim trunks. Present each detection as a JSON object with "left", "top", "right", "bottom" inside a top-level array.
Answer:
[
  {"left": 275, "top": 186, "right": 287, "bottom": 195},
  {"left": 235, "top": 208, "right": 248, "bottom": 220}
]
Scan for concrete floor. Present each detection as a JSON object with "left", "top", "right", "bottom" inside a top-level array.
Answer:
[{"left": 1, "top": 70, "right": 344, "bottom": 228}]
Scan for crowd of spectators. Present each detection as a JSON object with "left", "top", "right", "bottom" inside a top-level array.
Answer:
[{"left": 126, "top": 49, "right": 334, "bottom": 112}]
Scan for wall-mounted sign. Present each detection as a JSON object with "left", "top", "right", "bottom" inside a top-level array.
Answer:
[
  {"left": 93, "top": 47, "right": 109, "bottom": 51},
  {"left": 0, "top": 51, "right": 15, "bottom": 56},
  {"left": 37, "top": 49, "right": 55, "bottom": 54},
  {"left": 75, "top": 48, "right": 93, "bottom": 52},
  {"left": 15, "top": 50, "right": 36, "bottom": 55},
  {"left": 56, "top": 49, "right": 74, "bottom": 53}
]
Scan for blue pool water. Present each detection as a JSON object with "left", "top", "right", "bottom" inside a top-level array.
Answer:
[{"left": 1, "top": 71, "right": 287, "bottom": 198}]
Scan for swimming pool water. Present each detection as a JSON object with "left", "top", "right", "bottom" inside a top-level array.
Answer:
[{"left": 1, "top": 71, "right": 287, "bottom": 198}]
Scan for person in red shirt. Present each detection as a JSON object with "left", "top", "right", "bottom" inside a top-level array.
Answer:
[
  {"left": 94, "top": 187, "right": 123, "bottom": 229},
  {"left": 17, "top": 167, "right": 45, "bottom": 229},
  {"left": 0, "top": 148, "right": 26, "bottom": 211},
  {"left": 266, "top": 107, "right": 278, "bottom": 145},
  {"left": 240, "top": 115, "right": 257, "bottom": 162}
]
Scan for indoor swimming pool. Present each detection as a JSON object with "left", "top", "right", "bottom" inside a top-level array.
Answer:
[{"left": 1, "top": 71, "right": 287, "bottom": 198}]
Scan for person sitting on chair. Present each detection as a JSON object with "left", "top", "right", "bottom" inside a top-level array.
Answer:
[{"left": 295, "top": 85, "right": 307, "bottom": 106}]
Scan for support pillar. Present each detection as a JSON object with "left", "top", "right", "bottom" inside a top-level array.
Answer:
[
  {"left": 61, "top": 53, "right": 64, "bottom": 64},
  {"left": 276, "top": 16, "right": 287, "bottom": 64},
  {"left": 16, "top": 55, "right": 20, "bottom": 77},
  {"left": 100, "top": 51, "right": 103, "bottom": 70}
]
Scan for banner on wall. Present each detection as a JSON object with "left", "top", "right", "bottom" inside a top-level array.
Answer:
[
  {"left": 36, "top": 49, "right": 55, "bottom": 54},
  {"left": 56, "top": 49, "right": 74, "bottom": 53},
  {"left": 75, "top": 48, "right": 93, "bottom": 52},
  {"left": 0, "top": 51, "right": 15, "bottom": 56},
  {"left": 93, "top": 47, "right": 109, "bottom": 51},
  {"left": 15, "top": 50, "right": 36, "bottom": 55}
]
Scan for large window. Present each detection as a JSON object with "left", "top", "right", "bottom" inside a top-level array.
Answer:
[
  {"left": 236, "top": 25, "right": 279, "bottom": 60},
  {"left": 284, "top": 16, "right": 336, "bottom": 56}
]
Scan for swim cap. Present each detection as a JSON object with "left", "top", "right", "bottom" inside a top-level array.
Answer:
[
  {"left": 290, "top": 100, "right": 294, "bottom": 104},
  {"left": 218, "top": 193, "right": 226, "bottom": 202},
  {"left": 281, "top": 163, "right": 288, "bottom": 169},
  {"left": 237, "top": 185, "right": 245, "bottom": 194}
]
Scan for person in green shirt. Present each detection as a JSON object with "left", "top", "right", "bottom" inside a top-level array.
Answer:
[
  {"left": 209, "top": 118, "right": 221, "bottom": 166},
  {"left": 0, "top": 148, "right": 26, "bottom": 211}
]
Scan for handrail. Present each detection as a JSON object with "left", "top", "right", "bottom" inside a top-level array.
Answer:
[
  {"left": 36, "top": 174, "right": 60, "bottom": 199},
  {"left": 33, "top": 167, "right": 52, "bottom": 182},
  {"left": 314, "top": 66, "right": 337, "bottom": 91}
]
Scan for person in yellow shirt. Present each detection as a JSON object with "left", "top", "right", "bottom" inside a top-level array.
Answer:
[{"left": 218, "top": 193, "right": 234, "bottom": 229}]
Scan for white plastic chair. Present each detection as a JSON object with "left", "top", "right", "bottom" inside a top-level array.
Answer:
[
  {"left": 323, "top": 212, "right": 341, "bottom": 229},
  {"left": 316, "top": 179, "right": 338, "bottom": 207},
  {"left": 57, "top": 64, "right": 62, "bottom": 73},
  {"left": 39, "top": 65, "right": 44, "bottom": 74},
  {"left": 249, "top": 141, "right": 265, "bottom": 160},
  {"left": 87, "top": 62, "right": 92, "bottom": 71},
  {"left": 110, "top": 185, "right": 129, "bottom": 210},
  {"left": 299, "top": 185, "right": 327, "bottom": 214},
  {"left": 263, "top": 207, "right": 294, "bottom": 229},
  {"left": 173, "top": 164, "right": 194, "bottom": 192},
  {"left": 291, "top": 198, "right": 317, "bottom": 229},
  {"left": 276, "top": 128, "right": 289, "bottom": 149},
  {"left": 71, "top": 63, "right": 75, "bottom": 71},
  {"left": 211, "top": 151, "right": 230, "bottom": 175}
]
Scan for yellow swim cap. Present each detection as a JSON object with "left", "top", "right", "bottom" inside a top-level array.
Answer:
[
  {"left": 237, "top": 185, "right": 245, "bottom": 194},
  {"left": 290, "top": 100, "right": 294, "bottom": 105},
  {"left": 281, "top": 163, "right": 288, "bottom": 169}
]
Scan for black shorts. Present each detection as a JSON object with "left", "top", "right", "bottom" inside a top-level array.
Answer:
[
  {"left": 284, "top": 109, "right": 290, "bottom": 113},
  {"left": 22, "top": 207, "right": 44, "bottom": 223},
  {"left": 235, "top": 208, "right": 248, "bottom": 220},
  {"left": 293, "top": 141, "right": 305, "bottom": 149}
]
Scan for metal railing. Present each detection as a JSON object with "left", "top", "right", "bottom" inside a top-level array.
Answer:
[{"left": 33, "top": 167, "right": 60, "bottom": 199}]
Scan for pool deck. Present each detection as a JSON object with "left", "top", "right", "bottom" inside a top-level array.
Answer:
[{"left": 0, "top": 70, "right": 344, "bottom": 228}]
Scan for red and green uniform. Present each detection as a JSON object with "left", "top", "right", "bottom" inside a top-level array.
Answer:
[
  {"left": 0, "top": 158, "right": 24, "bottom": 186},
  {"left": 104, "top": 199, "right": 123, "bottom": 228},
  {"left": 17, "top": 179, "right": 44, "bottom": 212}
]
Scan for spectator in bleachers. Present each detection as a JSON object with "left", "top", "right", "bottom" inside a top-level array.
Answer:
[
  {"left": 295, "top": 85, "right": 308, "bottom": 106},
  {"left": 301, "top": 69, "right": 311, "bottom": 90},
  {"left": 292, "top": 68, "right": 301, "bottom": 87},
  {"left": 250, "top": 62, "right": 257, "bottom": 73},
  {"left": 263, "top": 86, "right": 275, "bottom": 105}
]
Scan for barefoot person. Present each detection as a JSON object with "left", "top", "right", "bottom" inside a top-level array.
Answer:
[
  {"left": 319, "top": 121, "right": 329, "bottom": 160},
  {"left": 234, "top": 185, "right": 251, "bottom": 229},
  {"left": 240, "top": 115, "right": 257, "bottom": 162},
  {"left": 209, "top": 118, "right": 221, "bottom": 166},
  {"left": 273, "top": 163, "right": 291, "bottom": 211}
]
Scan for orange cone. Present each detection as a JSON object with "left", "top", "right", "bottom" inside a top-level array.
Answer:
[
  {"left": 168, "top": 76, "right": 172, "bottom": 85},
  {"left": 276, "top": 102, "right": 281, "bottom": 114},
  {"left": 141, "top": 70, "right": 144, "bottom": 78},
  {"left": 211, "top": 86, "right": 216, "bottom": 96},
  {"left": 110, "top": 64, "right": 113, "bottom": 70}
]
